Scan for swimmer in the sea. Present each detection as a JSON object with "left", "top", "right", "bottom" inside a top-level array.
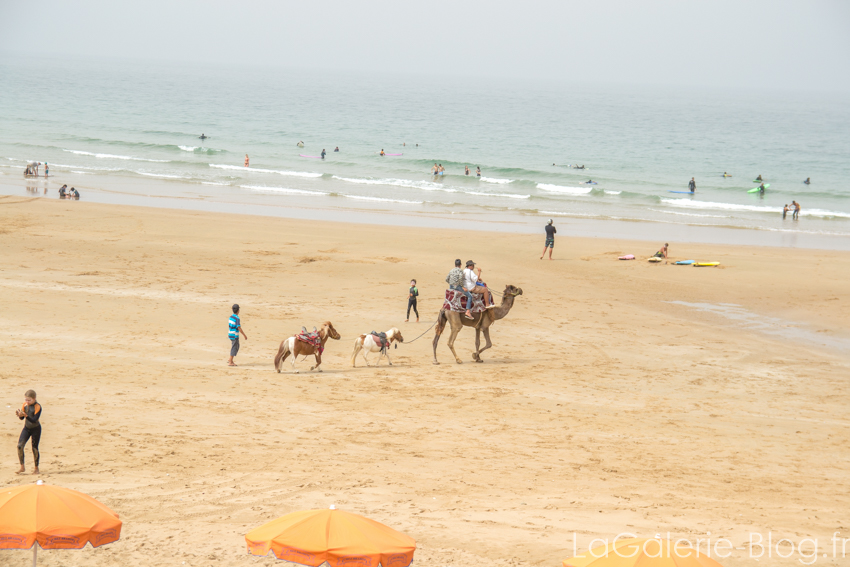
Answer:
[
  {"left": 804, "top": 177, "right": 810, "bottom": 184},
  {"left": 199, "top": 133, "right": 207, "bottom": 140},
  {"left": 321, "top": 149, "right": 326, "bottom": 159},
  {"left": 476, "top": 166, "right": 481, "bottom": 177},
  {"left": 244, "top": 154, "right": 249, "bottom": 167},
  {"left": 380, "top": 149, "right": 385, "bottom": 156},
  {"left": 334, "top": 147, "right": 339, "bottom": 152},
  {"left": 723, "top": 172, "right": 731, "bottom": 177}
]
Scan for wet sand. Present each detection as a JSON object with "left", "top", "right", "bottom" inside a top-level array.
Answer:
[{"left": 1, "top": 196, "right": 848, "bottom": 566}]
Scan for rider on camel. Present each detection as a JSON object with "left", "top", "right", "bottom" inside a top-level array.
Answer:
[
  {"left": 464, "top": 260, "right": 495, "bottom": 310},
  {"left": 446, "top": 259, "right": 473, "bottom": 319}
]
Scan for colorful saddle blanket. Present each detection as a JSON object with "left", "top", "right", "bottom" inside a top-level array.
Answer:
[
  {"left": 442, "top": 288, "right": 487, "bottom": 313},
  {"left": 296, "top": 332, "right": 323, "bottom": 354},
  {"left": 369, "top": 331, "right": 389, "bottom": 352}
]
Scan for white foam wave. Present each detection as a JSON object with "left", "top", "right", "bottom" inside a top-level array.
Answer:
[
  {"left": 239, "top": 185, "right": 327, "bottom": 195},
  {"left": 178, "top": 146, "right": 198, "bottom": 152},
  {"left": 661, "top": 198, "right": 850, "bottom": 218},
  {"left": 49, "top": 163, "right": 123, "bottom": 171},
  {"left": 201, "top": 181, "right": 229, "bottom": 186},
  {"left": 63, "top": 149, "right": 169, "bottom": 163},
  {"left": 650, "top": 208, "right": 728, "bottom": 219},
  {"left": 341, "top": 194, "right": 423, "bottom": 204},
  {"left": 605, "top": 190, "right": 622, "bottom": 195},
  {"left": 332, "top": 176, "right": 458, "bottom": 192},
  {"left": 70, "top": 171, "right": 90, "bottom": 174},
  {"left": 210, "top": 164, "right": 322, "bottom": 178},
  {"left": 137, "top": 172, "right": 186, "bottom": 179},
  {"left": 537, "top": 183, "right": 593, "bottom": 195},
  {"left": 465, "top": 191, "right": 530, "bottom": 200},
  {"left": 480, "top": 177, "right": 513, "bottom": 184}
]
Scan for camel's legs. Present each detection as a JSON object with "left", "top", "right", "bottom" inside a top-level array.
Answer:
[
  {"left": 446, "top": 320, "right": 463, "bottom": 364},
  {"left": 476, "top": 327, "right": 494, "bottom": 361},
  {"left": 432, "top": 312, "right": 447, "bottom": 365},
  {"left": 473, "top": 327, "right": 482, "bottom": 362}
]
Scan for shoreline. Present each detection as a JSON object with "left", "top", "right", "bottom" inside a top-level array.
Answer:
[{"left": 3, "top": 173, "right": 850, "bottom": 251}]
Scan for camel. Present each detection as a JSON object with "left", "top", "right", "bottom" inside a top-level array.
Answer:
[
  {"left": 432, "top": 284, "right": 523, "bottom": 364},
  {"left": 274, "top": 321, "right": 341, "bottom": 373},
  {"left": 350, "top": 328, "right": 404, "bottom": 367}
]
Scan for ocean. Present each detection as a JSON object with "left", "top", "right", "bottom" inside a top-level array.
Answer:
[{"left": 2, "top": 55, "right": 849, "bottom": 248}]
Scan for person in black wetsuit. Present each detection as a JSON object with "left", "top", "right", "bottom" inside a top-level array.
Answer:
[
  {"left": 688, "top": 177, "right": 696, "bottom": 193},
  {"left": 16, "top": 389, "right": 41, "bottom": 474},
  {"left": 540, "top": 219, "right": 556, "bottom": 260},
  {"left": 321, "top": 149, "right": 326, "bottom": 159},
  {"left": 406, "top": 279, "right": 419, "bottom": 322}
]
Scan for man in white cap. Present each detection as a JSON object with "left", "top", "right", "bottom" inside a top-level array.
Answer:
[{"left": 540, "top": 219, "right": 556, "bottom": 260}]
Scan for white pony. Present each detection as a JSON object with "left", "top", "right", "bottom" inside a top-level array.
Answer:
[{"left": 350, "top": 328, "right": 404, "bottom": 367}]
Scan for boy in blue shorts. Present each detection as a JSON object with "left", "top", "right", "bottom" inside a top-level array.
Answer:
[{"left": 227, "top": 304, "right": 248, "bottom": 366}]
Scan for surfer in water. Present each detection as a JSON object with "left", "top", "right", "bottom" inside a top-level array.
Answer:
[
  {"left": 321, "top": 149, "right": 326, "bottom": 159},
  {"left": 804, "top": 177, "right": 811, "bottom": 184},
  {"left": 334, "top": 147, "right": 340, "bottom": 152},
  {"left": 688, "top": 177, "right": 696, "bottom": 193},
  {"left": 380, "top": 149, "right": 385, "bottom": 156},
  {"left": 199, "top": 134, "right": 208, "bottom": 140},
  {"left": 758, "top": 182, "right": 766, "bottom": 193},
  {"left": 723, "top": 172, "right": 731, "bottom": 177},
  {"left": 756, "top": 174, "right": 763, "bottom": 182}
]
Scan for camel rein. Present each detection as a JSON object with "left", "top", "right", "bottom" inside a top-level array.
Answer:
[{"left": 404, "top": 320, "right": 438, "bottom": 344}]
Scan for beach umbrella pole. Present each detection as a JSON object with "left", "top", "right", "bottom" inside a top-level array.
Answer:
[{"left": 32, "top": 544, "right": 37, "bottom": 567}]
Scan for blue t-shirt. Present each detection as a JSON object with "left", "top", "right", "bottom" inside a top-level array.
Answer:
[{"left": 228, "top": 314, "right": 241, "bottom": 339}]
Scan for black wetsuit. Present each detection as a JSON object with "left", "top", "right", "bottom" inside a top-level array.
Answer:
[
  {"left": 407, "top": 286, "right": 419, "bottom": 319},
  {"left": 18, "top": 402, "right": 42, "bottom": 467}
]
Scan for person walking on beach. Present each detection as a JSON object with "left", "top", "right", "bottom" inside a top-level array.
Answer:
[
  {"left": 540, "top": 219, "right": 556, "bottom": 260},
  {"left": 688, "top": 177, "right": 696, "bottom": 193},
  {"left": 406, "top": 279, "right": 419, "bottom": 322},
  {"left": 227, "top": 304, "right": 247, "bottom": 366},
  {"left": 244, "top": 154, "right": 250, "bottom": 167},
  {"left": 16, "top": 389, "right": 41, "bottom": 475}
]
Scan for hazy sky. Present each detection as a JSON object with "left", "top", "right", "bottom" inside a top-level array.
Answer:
[{"left": 2, "top": 0, "right": 849, "bottom": 91}]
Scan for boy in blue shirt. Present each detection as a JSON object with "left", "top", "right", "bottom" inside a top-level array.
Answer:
[{"left": 227, "top": 304, "right": 248, "bottom": 366}]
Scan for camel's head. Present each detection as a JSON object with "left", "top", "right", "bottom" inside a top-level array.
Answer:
[
  {"left": 503, "top": 285, "right": 523, "bottom": 298},
  {"left": 389, "top": 328, "right": 404, "bottom": 343},
  {"left": 323, "top": 321, "right": 341, "bottom": 340}
]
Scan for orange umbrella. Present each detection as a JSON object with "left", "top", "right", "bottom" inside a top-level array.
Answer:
[
  {"left": 563, "top": 538, "right": 726, "bottom": 566},
  {"left": 246, "top": 506, "right": 415, "bottom": 567},
  {"left": 0, "top": 480, "right": 121, "bottom": 566}
]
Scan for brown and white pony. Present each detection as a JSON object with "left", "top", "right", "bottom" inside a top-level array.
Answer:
[
  {"left": 350, "top": 327, "right": 404, "bottom": 367},
  {"left": 274, "top": 321, "right": 341, "bottom": 373}
]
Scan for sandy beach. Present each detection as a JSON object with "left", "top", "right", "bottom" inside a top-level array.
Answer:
[{"left": 2, "top": 195, "right": 849, "bottom": 566}]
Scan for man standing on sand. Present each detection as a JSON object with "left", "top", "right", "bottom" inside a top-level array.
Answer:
[
  {"left": 541, "top": 219, "right": 556, "bottom": 260},
  {"left": 227, "top": 304, "right": 248, "bottom": 366},
  {"left": 688, "top": 177, "right": 696, "bottom": 193}
]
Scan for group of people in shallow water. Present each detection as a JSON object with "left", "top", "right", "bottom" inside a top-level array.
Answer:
[
  {"left": 430, "top": 164, "right": 481, "bottom": 177},
  {"left": 24, "top": 162, "right": 48, "bottom": 177},
  {"left": 57, "top": 184, "right": 80, "bottom": 199},
  {"left": 783, "top": 201, "right": 801, "bottom": 219}
]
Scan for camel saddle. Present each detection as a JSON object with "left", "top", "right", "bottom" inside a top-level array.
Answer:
[
  {"left": 369, "top": 331, "right": 390, "bottom": 352},
  {"left": 442, "top": 288, "right": 487, "bottom": 313},
  {"left": 296, "top": 331, "right": 323, "bottom": 354}
]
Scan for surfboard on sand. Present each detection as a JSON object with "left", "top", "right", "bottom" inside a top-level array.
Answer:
[
  {"left": 693, "top": 262, "right": 720, "bottom": 267},
  {"left": 675, "top": 260, "right": 696, "bottom": 265}
]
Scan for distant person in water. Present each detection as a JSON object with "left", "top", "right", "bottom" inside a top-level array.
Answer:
[
  {"left": 69, "top": 187, "right": 79, "bottom": 199},
  {"left": 44, "top": 163, "right": 48, "bottom": 178},
  {"left": 321, "top": 149, "right": 326, "bottom": 159},
  {"left": 58, "top": 185, "right": 67, "bottom": 198},
  {"left": 438, "top": 164, "right": 445, "bottom": 175},
  {"left": 540, "top": 219, "right": 556, "bottom": 260},
  {"left": 244, "top": 154, "right": 249, "bottom": 167},
  {"left": 804, "top": 177, "right": 810, "bottom": 184},
  {"left": 465, "top": 166, "right": 470, "bottom": 176},
  {"left": 783, "top": 204, "right": 789, "bottom": 219},
  {"left": 688, "top": 177, "right": 696, "bottom": 193},
  {"left": 380, "top": 149, "right": 385, "bottom": 156},
  {"left": 199, "top": 133, "right": 207, "bottom": 140},
  {"left": 297, "top": 141, "right": 304, "bottom": 147},
  {"left": 723, "top": 172, "right": 731, "bottom": 177},
  {"left": 653, "top": 243, "right": 669, "bottom": 259},
  {"left": 476, "top": 166, "right": 481, "bottom": 177},
  {"left": 431, "top": 163, "right": 438, "bottom": 175},
  {"left": 756, "top": 174, "right": 763, "bottom": 181},
  {"left": 792, "top": 200, "right": 800, "bottom": 219},
  {"left": 334, "top": 147, "right": 339, "bottom": 152},
  {"left": 758, "top": 182, "right": 766, "bottom": 193}
]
